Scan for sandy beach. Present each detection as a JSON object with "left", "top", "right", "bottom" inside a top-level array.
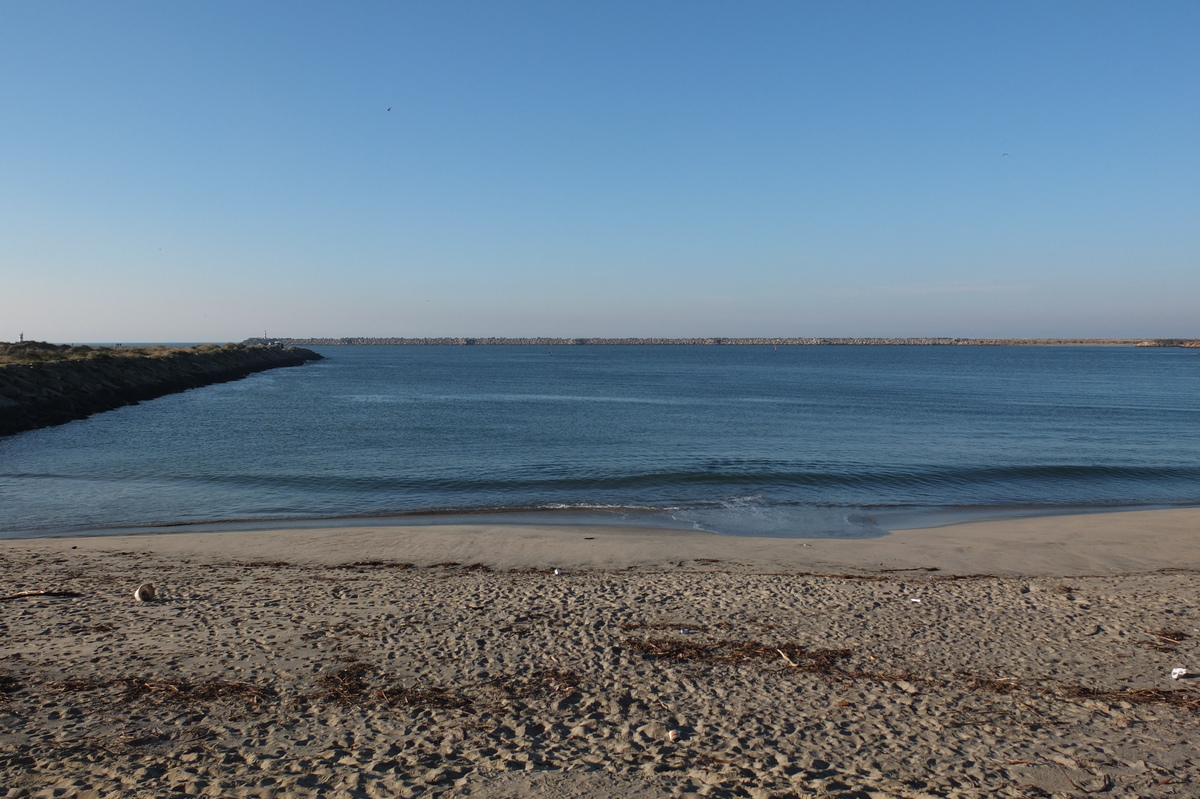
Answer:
[{"left": 3, "top": 509, "right": 1200, "bottom": 797}]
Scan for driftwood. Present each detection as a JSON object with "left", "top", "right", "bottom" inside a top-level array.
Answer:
[{"left": 0, "top": 589, "right": 84, "bottom": 602}]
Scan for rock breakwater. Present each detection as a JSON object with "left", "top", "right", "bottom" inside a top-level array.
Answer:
[
  {"left": 0, "top": 343, "right": 322, "bottom": 436},
  {"left": 244, "top": 336, "right": 1196, "bottom": 347}
]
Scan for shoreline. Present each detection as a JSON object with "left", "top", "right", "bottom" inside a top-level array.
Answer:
[
  {"left": 4, "top": 508, "right": 1199, "bottom": 797},
  {"left": 4, "top": 506, "right": 1200, "bottom": 576},
  {"left": 7, "top": 500, "right": 1195, "bottom": 552}
]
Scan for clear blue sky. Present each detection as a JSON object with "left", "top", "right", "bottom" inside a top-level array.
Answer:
[{"left": 2, "top": 1, "right": 1196, "bottom": 342}]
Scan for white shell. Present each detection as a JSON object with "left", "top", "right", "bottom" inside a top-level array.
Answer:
[{"left": 133, "top": 583, "right": 156, "bottom": 602}]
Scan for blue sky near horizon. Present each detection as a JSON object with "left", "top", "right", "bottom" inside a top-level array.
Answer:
[{"left": 2, "top": 1, "right": 1196, "bottom": 342}]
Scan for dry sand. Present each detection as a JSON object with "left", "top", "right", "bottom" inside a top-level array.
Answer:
[{"left": 2, "top": 508, "right": 1199, "bottom": 798}]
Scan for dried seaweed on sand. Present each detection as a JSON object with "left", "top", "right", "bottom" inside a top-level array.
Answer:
[
  {"left": 315, "top": 662, "right": 473, "bottom": 710},
  {"left": 1056, "top": 685, "right": 1200, "bottom": 711},
  {"left": 623, "top": 637, "right": 852, "bottom": 672},
  {"left": 46, "top": 676, "right": 273, "bottom": 706}
]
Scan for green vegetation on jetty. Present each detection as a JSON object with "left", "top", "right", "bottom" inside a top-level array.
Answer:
[
  {"left": 0, "top": 342, "right": 322, "bottom": 436},
  {"left": 2, "top": 341, "right": 235, "bottom": 365}
]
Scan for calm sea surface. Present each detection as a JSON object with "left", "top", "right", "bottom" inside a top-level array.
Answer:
[{"left": 2, "top": 345, "right": 1198, "bottom": 539}]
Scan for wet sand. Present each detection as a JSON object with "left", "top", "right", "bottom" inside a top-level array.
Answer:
[{"left": 2, "top": 508, "right": 1199, "bottom": 797}]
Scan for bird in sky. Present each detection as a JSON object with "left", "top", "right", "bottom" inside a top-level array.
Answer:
[
  {"left": 387, "top": 107, "right": 392, "bottom": 111},
  {"left": 1002, "top": 153, "right": 1009, "bottom": 156}
]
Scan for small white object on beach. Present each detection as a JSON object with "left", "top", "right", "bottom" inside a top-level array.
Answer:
[
  {"left": 1172, "top": 668, "right": 1188, "bottom": 680},
  {"left": 553, "top": 568, "right": 562, "bottom": 575},
  {"left": 908, "top": 597, "right": 922, "bottom": 603},
  {"left": 133, "top": 583, "right": 156, "bottom": 602}
]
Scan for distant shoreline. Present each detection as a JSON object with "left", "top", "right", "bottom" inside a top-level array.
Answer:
[{"left": 244, "top": 336, "right": 1198, "bottom": 347}]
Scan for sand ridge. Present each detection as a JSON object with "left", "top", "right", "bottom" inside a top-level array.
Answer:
[{"left": 2, "top": 509, "right": 1200, "bottom": 797}]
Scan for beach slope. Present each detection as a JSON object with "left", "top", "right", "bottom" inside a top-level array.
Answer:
[{"left": 2, "top": 508, "right": 1199, "bottom": 798}]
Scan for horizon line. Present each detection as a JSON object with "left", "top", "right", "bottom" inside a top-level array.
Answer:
[{"left": 243, "top": 336, "right": 1199, "bottom": 348}]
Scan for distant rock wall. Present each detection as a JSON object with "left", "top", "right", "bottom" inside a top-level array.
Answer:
[
  {"left": 243, "top": 336, "right": 1194, "bottom": 347},
  {"left": 0, "top": 345, "right": 322, "bottom": 437}
]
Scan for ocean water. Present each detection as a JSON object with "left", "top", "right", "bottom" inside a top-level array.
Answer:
[{"left": 1, "top": 345, "right": 1198, "bottom": 539}]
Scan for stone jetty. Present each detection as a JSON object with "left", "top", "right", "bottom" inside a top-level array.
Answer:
[{"left": 0, "top": 342, "right": 323, "bottom": 437}]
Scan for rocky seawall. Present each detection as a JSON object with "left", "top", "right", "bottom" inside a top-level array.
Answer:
[
  {"left": 0, "top": 345, "right": 323, "bottom": 437},
  {"left": 244, "top": 336, "right": 1197, "bottom": 347}
]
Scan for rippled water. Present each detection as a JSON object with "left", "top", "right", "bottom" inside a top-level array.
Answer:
[{"left": 1, "top": 345, "right": 1197, "bottom": 538}]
